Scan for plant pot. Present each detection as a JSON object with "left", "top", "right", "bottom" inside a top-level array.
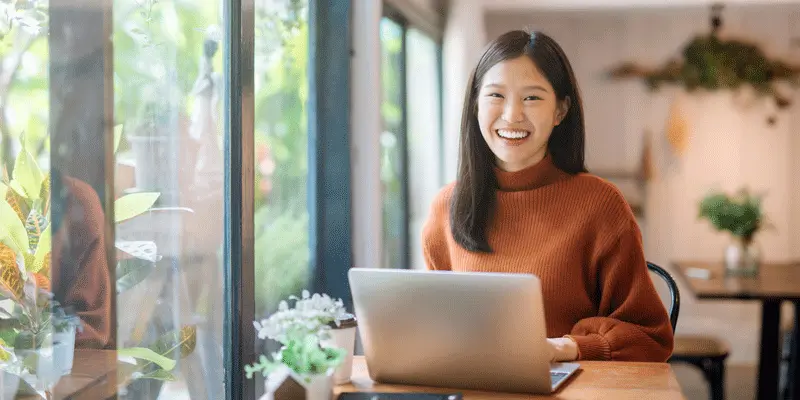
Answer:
[
  {"left": 321, "top": 314, "right": 357, "bottom": 384},
  {"left": 259, "top": 365, "right": 334, "bottom": 400},
  {"left": 53, "top": 325, "right": 76, "bottom": 376},
  {"left": 126, "top": 135, "right": 173, "bottom": 195},
  {"left": 724, "top": 236, "right": 761, "bottom": 277}
]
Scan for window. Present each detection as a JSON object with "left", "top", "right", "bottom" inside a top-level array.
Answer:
[
  {"left": 0, "top": 0, "right": 350, "bottom": 398},
  {"left": 379, "top": 9, "right": 443, "bottom": 270}
]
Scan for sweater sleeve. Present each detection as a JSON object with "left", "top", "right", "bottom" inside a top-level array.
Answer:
[
  {"left": 421, "top": 185, "right": 452, "bottom": 271},
  {"left": 566, "top": 219, "right": 674, "bottom": 362}
]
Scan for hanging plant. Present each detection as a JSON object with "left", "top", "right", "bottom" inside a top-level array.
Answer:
[{"left": 608, "top": 4, "right": 800, "bottom": 124}]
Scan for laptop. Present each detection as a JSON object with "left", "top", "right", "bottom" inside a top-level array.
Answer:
[{"left": 348, "top": 268, "right": 580, "bottom": 394}]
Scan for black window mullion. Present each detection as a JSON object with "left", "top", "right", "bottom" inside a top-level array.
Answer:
[
  {"left": 399, "top": 22, "right": 411, "bottom": 271},
  {"left": 309, "top": 0, "right": 354, "bottom": 310},
  {"left": 223, "top": 0, "right": 256, "bottom": 398}
]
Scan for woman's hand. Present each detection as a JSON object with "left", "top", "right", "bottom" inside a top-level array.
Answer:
[{"left": 546, "top": 337, "right": 579, "bottom": 362}]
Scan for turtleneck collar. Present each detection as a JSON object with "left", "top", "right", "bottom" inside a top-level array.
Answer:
[{"left": 493, "top": 153, "right": 568, "bottom": 191}]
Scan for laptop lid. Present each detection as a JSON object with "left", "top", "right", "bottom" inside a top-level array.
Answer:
[{"left": 348, "top": 268, "right": 556, "bottom": 394}]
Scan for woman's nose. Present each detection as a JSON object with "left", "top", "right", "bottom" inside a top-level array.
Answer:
[{"left": 502, "top": 99, "right": 524, "bottom": 123}]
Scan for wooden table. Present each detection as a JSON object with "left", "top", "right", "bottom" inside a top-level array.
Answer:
[
  {"left": 673, "top": 261, "right": 800, "bottom": 400},
  {"left": 335, "top": 356, "right": 685, "bottom": 399}
]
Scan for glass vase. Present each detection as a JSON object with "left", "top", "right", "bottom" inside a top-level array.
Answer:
[{"left": 724, "top": 236, "right": 761, "bottom": 277}]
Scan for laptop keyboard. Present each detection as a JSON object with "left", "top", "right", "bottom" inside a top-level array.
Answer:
[{"left": 550, "top": 371, "right": 569, "bottom": 386}]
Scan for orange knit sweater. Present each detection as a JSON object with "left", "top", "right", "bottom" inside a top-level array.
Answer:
[{"left": 422, "top": 154, "right": 674, "bottom": 362}]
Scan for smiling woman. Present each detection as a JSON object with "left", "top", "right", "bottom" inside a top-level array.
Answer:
[{"left": 422, "top": 30, "right": 674, "bottom": 364}]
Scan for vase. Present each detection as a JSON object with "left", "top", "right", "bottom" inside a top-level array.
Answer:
[
  {"left": 724, "top": 236, "right": 761, "bottom": 277},
  {"left": 259, "top": 365, "right": 335, "bottom": 400}
]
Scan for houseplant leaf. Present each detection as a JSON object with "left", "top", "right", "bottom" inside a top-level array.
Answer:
[
  {"left": 5, "top": 189, "right": 30, "bottom": 225},
  {"left": 25, "top": 209, "right": 46, "bottom": 253},
  {"left": 11, "top": 136, "right": 43, "bottom": 201},
  {"left": 114, "top": 192, "right": 160, "bottom": 223},
  {"left": 151, "top": 325, "right": 197, "bottom": 360},
  {"left": 116, "top": 258, "right": 154, "bottom": 293},
  {"left": 31, "top": 225, "right": 50, "bottom": 273},
  {"left": 118, "top": 347, "right": 176, "bottom": 371},
  {"left": 0, "top": 199, "right": 29, "bottom": 255},
  {"left": 140, "top": 369, "right": 176, "bottom": 381},
  {"left": 0, "top": 244, "right": 23, "bottom": 301},
  {"left": 114, "top": 124, "right": 123, "bottom": 155},
  {"left": 39, "top": 174, "right": 50, "bottom": 215}
]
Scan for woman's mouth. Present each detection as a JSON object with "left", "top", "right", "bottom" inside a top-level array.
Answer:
[{"left": 496, "top": 129, "right": 531, "bottom": 145}]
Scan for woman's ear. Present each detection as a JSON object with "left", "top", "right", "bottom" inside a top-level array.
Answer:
[{"left": 555, "top": 96, "right": 571, "bottom": 126}]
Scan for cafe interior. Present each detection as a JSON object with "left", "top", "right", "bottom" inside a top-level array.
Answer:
[{"left": 1, "top": 0, "right": 800, "bottom": 399}]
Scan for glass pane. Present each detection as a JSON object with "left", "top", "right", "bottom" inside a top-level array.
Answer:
[
  {"left": 112, "top": 0, "right": 226, "bottom": 398},
  {"left": 406, "top": 28, "right": 442, "bottom": 270},
  {"left": 251, "top": 0, "right": 311, "bottom": 395},
  {"left": 252, "top": 0, "right": 310, "bottom": 318},
  {"left": 380, "top": 17, "right": 405, "bottom": 270}
]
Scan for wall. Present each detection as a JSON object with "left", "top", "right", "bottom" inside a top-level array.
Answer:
[{"left": 486, "top": 4, "right": 800, "bottom": 364}]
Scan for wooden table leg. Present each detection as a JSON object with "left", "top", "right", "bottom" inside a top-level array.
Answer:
[
  {"left": 757, "top": 300, "right": 781, "bottom": 400},
  {"left": 790, "top": 301, "right": 800, "bottom": 400}
]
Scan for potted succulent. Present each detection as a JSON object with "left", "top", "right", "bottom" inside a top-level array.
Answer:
[
  {"left": 246, "top": 290, "right": 349, "bottom": 400},
  {"left": 698, "top": 188, "right": 767, "bottom": 277}
]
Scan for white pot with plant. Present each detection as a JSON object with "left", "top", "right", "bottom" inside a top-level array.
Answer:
[
  {"left": 699, "top": 188, "right": 769, "bottom": 277},
  {"left": 246, "top": 291, "right": 350, "bottom": 400}
]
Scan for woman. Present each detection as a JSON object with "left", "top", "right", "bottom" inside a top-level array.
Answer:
[{"left": 422, "top": 30, "right": 673, "bottom": 362}]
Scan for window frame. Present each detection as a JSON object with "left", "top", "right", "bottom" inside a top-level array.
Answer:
[
  {"left": 46, "top": 0, "right": 352, "bottom": 399},
  {"left": 381, "top": 2, "right": 445, "bottom": 270}
]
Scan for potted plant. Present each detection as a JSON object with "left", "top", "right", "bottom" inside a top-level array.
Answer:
[
  {"left": 246, "top": 290, "right": 349, "bottom": 400},
  {"left": 698, "top": 188, "right": 767, "bottom": 276},
  {"left": 0, "top": 134, "right": 194, "bottom": 397}
]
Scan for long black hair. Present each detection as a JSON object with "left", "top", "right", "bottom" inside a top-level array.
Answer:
[{"left": 450, "top": 30, "right": 587, "bottom": 253}]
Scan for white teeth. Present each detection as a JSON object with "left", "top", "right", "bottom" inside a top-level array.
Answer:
[{"left": 497, "top": 129, "right": 530, "bottom": 139}]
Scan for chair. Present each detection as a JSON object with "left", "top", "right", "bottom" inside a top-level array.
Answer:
[{"left": 647, "top": 261, "right": 729, "bottom": 400}]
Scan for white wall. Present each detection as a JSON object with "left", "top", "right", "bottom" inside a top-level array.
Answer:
[{"left": 486, "top": 4, "right": 800, "bottom": 364}]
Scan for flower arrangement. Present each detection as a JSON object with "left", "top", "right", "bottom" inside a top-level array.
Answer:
[{"left": 245, "top": 290, "right": 347, "bottom": 382}]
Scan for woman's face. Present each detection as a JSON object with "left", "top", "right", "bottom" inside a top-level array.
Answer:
[{"left": 477, "top": 55, "right": 568, "bottom": 172}]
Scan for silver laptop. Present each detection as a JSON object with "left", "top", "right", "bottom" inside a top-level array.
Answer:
[{"left": 348, "top": 268, "right": 580, "bottom": 394}]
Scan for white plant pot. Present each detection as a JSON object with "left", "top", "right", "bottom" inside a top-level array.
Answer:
[
  {"left": 322, "top": 326, "right": 356, "bottom": 384},
  {"left": 259, "top": 365, "right": 334, "bottom": 400},
  {"left": 53, "top": 326, "right": 76, "bottom": 376}
]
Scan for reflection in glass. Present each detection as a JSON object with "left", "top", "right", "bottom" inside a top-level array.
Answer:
[
  {"left": 380, "top": 17, "right": 405, "bottom": 270},
  {"left": 112, "top": 0, "right": 225, "bottom": 398}
]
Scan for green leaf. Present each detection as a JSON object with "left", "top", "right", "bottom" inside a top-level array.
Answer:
[
  {"left": 12, "top": 137, "right": 43, "bottom": 201},
  {"left": 114, "top": 124, "right": 123, "bottom": 155},
  {"left": 151, "top": 325, "right": 197, "bottom": 360},
  {"left": 32, "top": 224, "right": 50, "bottom": 272},
  {"left": 114, "top": 192, "right": 160, "bottom": 223},
  {"left": 25, "top": 209, "right": 46, "bottom": 253},
  {"left": 140, "top": 369, "right": 177, "bottom": 381},
  {"left": 118, "top": 347, "right": 177, "bottom": 371},
  {"left": 0, "top": 181, "right": 6, "bottom": 198},
  {"left": 116, "top": 258, "right": 154, "bottom": 293},
  {"left": 0, "top": 200, "right": 30, "bottom": 254}
]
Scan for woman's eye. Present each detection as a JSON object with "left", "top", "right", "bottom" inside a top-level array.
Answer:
[
  {"left": 487, "top": 93, "right": 503, "bottom": 98},
  {"left": 524, "top": 96, "right": 542, "bottom": 101}
]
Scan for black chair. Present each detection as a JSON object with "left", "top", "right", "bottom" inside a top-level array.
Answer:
[
  {"left": 647, "top": 262, "right": 680, "bottom": 332},
  {"left": 647, "top": 261, "right": 729, "bottom": 400}
]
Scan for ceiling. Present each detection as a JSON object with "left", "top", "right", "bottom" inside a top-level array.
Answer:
[{"left": 482, "top": 0, "right": 800, "bottom": 10}]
